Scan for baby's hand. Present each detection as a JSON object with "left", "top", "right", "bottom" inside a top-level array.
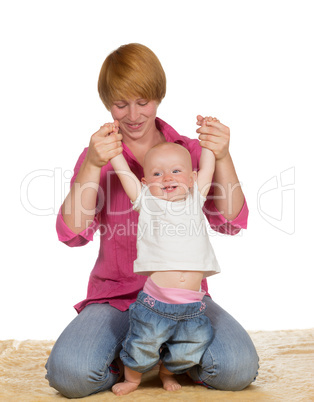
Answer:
[
  {"left": 196, "top": 115, "right": 230, "bottom": 161},
  {"left": 111, "top": 120, "right": 120, "bottom": 135},
  {"left": 86, "top": 120, "right": 123, "bottom": 167},
  {"left": 196, "top": 115, "right": 220, "bottom": 127}
]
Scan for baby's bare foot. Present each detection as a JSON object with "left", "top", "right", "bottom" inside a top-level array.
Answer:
[
  {"left": 112, "top": 380, "right": 139, "bottom": 396},
  {"left": 159, "top": 371, "right": 181, "bottom": 391}
]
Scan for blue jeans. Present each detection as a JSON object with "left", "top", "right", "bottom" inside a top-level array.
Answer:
[
  {"left": 45, "top": 297, "right": 259, "bottom": 398},
  {"left": 121, "top": 291, "right": 212, "bottom": 374}
]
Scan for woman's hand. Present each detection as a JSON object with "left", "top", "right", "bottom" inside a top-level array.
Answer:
[
  {"left": 86, "top": 120, "right": 123, "bottom": 168},
  {"left": 196, "top": 115, "right": 230, "bottom": 161},
  {"left": 197, "top": 115, "right": 245, "bottom": 220}
]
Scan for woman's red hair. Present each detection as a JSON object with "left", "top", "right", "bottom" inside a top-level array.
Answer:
[{"left": 98, "top": 43, "right": 166, "bottom": 110}]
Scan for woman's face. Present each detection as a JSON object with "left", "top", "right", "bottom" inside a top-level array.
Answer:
[{"left": 110, "top": 98, "right": 159, "bottom": 144}]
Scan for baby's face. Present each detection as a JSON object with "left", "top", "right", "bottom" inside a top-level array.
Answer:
[{"left": 142, "top": 144, "right": 196, "bottom": 201}]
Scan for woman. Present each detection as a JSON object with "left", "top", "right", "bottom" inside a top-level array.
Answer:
[{"left": 45, "top": 43, "right": 259, "bottom": 398}]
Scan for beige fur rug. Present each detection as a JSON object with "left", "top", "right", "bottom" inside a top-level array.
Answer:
[{"left": 0, "top": 329, "right": 313, "bottom": 401}]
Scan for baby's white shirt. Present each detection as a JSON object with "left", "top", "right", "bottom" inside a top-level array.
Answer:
[{"left": 132, "top": 181, "right": 221, "bottom": 277}]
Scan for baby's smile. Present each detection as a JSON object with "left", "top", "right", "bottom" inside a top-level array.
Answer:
[{"left": 162, "top": 185, "right": 178, "bottom": 192}]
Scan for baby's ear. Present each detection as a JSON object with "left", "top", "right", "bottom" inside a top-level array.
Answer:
[{"left": 141, "top": 177, "right": 147, "bottom": 185}]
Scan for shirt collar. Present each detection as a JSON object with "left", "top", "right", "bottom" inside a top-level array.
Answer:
[
  {"left": 155, "top": 117, "right": 187, "bottom": 146},
  {"left": 122, "top": 117, "right": 187, "bottom": 164}
]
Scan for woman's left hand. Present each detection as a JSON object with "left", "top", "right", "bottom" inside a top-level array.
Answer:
[{"left": 196, "top": 115, "right": 230, "bottom": 161}]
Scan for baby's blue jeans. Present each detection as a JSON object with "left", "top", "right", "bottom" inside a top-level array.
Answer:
[
  {"left": 121, "top": 290, "right": 212, "bottom": 374},
  {"left": 45, "top": 296, "right": 259, "bottom": 398}
]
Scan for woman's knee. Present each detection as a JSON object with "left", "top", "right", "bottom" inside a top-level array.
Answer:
[
  {"left": 45, "top": 350, "right": 91, "bottom": 398},
  {"left": 218, "top": 350, "right": 259, "bottom": 390},
  {"left": 45, "top": 304, "right": 129, "bottom": 397},
  {"left": 194, "top": 344, "right": 259, "bottom": 391},
  {"left": 45, "top": 343, "right": 115, "bottom": 398},
  {"left": 189, "top": 331, "right": 259, "bottom": 391},
  {"left": 199, "top": 298, "right": 259, "bottom": 390}
]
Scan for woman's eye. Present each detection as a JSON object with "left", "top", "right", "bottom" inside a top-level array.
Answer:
[
  {"left": 138, "top": 101, "right": 148, "bottom": 106},
  {"left": 116, "top": 104, "right": 126, "bottom": 109}
]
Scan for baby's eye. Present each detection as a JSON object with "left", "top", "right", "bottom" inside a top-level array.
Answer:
[
  {"left": 153, "top": 172, "right": 162, "bottom": 176},
  {"left": 172, "top": 169, "right": 181, "bottom": 173}
]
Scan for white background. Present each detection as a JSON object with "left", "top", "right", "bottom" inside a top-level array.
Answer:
[{"left": 1, "top": 0, "right": 313, "bottom": 340}]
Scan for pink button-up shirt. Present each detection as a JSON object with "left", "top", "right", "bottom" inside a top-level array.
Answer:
[{"left": 56, "top": 118, "right": 249, "bottom": 313}]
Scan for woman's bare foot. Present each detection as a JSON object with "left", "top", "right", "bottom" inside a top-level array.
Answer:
[
  {"left": 112, "top": 380, "right": 139, "bottom": 396},
  {"left": 159, "top": 364, "right": 181, "bottom": 391}
]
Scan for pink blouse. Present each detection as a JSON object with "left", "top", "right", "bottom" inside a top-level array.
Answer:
[{"left": 56, "top": 118, "right": 249, "bottom": 313}]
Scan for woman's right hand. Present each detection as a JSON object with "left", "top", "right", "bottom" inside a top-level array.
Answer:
[{"left": 85, "top": 121, "right": 123, "bottom": 168}]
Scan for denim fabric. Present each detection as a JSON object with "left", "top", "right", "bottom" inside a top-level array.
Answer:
[
  {"left": 120, "top": 291, "right": 212, "bottom": 374},
  {"left": 45, "top": 297, "right": 259, "bottom": 398},
  {"left": 45, "top": 303, "right": 129, "bottom": 398}
]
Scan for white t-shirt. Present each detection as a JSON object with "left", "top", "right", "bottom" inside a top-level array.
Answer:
[{"left": 132, "top": 182, "right": 220, "bottom": 277}]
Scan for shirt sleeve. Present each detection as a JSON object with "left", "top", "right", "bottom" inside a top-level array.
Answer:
[
  {"left": 131, "top": 185, "right": 144, "bottom": 212},
  {"left": 203, "top": 193, "right": 249, "bottom": 235},
  {"left": 187, "top": 139, "right": 249, "bottom": 236},
  {"left": 56, "top": 148, "right": 100, "bottom": 247}
]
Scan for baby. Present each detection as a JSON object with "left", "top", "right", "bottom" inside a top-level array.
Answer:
[{"left": 110, "top": 123, "right": 220, "bottom": 395}]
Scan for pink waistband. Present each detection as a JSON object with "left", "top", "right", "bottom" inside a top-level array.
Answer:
[{"left": 143, "top": 277, "right": 205, "bottom": 304}]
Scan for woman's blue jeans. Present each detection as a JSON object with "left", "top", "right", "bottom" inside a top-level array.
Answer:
[{"left": 45, "top": 296, "right": 259, "bottom": 398}]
